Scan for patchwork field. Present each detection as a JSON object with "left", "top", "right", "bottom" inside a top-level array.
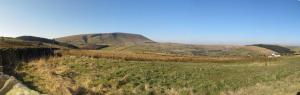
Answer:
[{"left": 15, "top": 55, "right": 300, "bottom": 95}]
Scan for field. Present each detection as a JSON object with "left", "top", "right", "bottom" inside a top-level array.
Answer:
[
  {"left": 101, "top": 43, "right": 275, "bottom": 57},
  {"left": 15, "top": 54, "right": 300, "bottom": 95},
  {"left": 60, "top": 50, "right": 279, "bottom": 63},
  {"left": 288, "top": 46, "right": 300, "bottom": 54}
]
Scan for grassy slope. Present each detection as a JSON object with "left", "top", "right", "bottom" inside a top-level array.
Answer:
[
  {"left": 61, "top": 50, "right": 279, "bottom": 63},
  {"left": 0, "top": 37, "right": 45, "bottom": 48},
  {"left": 286, "top": 46, "right": 300, "bottom": 54},
  {"left": 102, "top": 43, "right": 275, "bottom": 57},
  {"left": 222, "top": 56, "right": 300, "bottom": 95},
  {"left": 17, "top": 36, "right": 78, "bottom": 49},
  {"left": 16, "top": 56, "right": 300, "bottom": 95},
  {"left": 252, "top": 44, "right": 294, "bottom": 55},
  {"left": 222, "top": 70, "right": 300, "bottom": 95},
  {"left": 294, "top": 48, "right": 300, "bottom": 54}
]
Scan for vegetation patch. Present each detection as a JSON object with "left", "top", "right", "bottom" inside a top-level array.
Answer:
[
  {"left": 102, "top": 43, "right": 275, "bottom": 57},
  {"left": 60, "top": 50, "right": 278, "bottom": 63},
  {"left": 17, "top": 36, "right": 78, "bottom": 49},
  {"left": 15, "top": 56, "right": 300, "bottom": 95},
  {"left": 252, "top": 44, "right": 294, "bottom": 55}
]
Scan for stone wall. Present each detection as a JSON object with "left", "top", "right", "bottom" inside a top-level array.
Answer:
[
  {"left": 0, "top": 48, "right": 57, "bottom": 74},
  {"left": 0, "top": 48, "right": 57, "bottom": 94}
]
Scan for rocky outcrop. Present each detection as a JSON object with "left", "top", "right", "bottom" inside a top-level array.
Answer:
[{"left": 0, "top": 73, "right": 40, "bottom": 95}]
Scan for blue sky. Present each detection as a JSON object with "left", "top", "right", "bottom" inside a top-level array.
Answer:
[{"left": 0, "top": 0, "right": 300, "bottom": 45}]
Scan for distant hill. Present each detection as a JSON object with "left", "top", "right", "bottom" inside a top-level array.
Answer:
[
  {"left": 252, "top": 44, "right": 294, "bottom": 55},
  {"left": 17, "top": 36, "right": 78, "bottom": 49},
  {"left": 2, "top": 35, "right": 279, "bottom": 57},
  {"left": 0, "top": 37, "right": 46, "bottom": 48},
  {"left": 55, "top": 33, "right": 154, "bottom": 48}
]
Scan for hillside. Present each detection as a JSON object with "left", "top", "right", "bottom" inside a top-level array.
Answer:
[
  {"left": 101, "top": 43, "right": 276, "bottom": 57},
  {"left": 54, "top": 33, "right": 277, "bottom": 57},
  {"left": 252, "top": 44, "right": 294, "bottom": 55},
  {"left": 0, "top": 37, "right": 46, "bottom": 48},
  {"left": 17, "top": 36, "right": 78, "bottom": 49},
  {"left": 55, "top": 33, "right": 154, "bottom": 48},
  {"left": 286, "top": 46, "right": 300, "bottom": 55}
]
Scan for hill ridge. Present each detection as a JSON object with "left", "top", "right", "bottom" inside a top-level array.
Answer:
[
  {"left": 55, "top": 32, "right": 154, "bottom": 49},
  {"left": 17, "top": 36, "right": 78, "bottom": 49}
]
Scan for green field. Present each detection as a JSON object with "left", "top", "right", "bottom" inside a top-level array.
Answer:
[{"left": 16, "top": 56, "right": 300, "bottom": 95}]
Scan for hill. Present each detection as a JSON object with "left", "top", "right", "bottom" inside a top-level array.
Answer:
[
  {"left": 0, "top": 37, "right": 46, "bottom": 48},
  {"left": 17, "top": 36, "right": 78, "bottom": 49},
  {"left": 252, "top": 44, "right": 294, "bottom": 55},
  {"left": 55, "top": 33, "right": 154, "bottom": 48}
]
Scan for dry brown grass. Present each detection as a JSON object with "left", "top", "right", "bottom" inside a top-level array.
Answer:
[
  {"left": 17, "top": 57, "right": 198, "bottom": 95},
  {"left": 60, "top": 50, "right": 278, "bottom": 63},
  {"left": 15, "top": 56, "right": 300, "bottom": 95},
  {"left": 17, "top": 58, "right": 78, "bottom": 95}
]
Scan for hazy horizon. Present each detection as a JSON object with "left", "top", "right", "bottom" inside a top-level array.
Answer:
[{"left": 1, "top": 0, "right": 300, "bottom": 45}]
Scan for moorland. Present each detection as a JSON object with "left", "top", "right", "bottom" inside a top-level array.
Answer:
[{"left": 0, "top": 32, "right": 300, "bottom": 95}]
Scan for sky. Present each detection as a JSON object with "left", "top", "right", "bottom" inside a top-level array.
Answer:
[{"left": 0, "top": 0, "right": 300, "bottom": 45}]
